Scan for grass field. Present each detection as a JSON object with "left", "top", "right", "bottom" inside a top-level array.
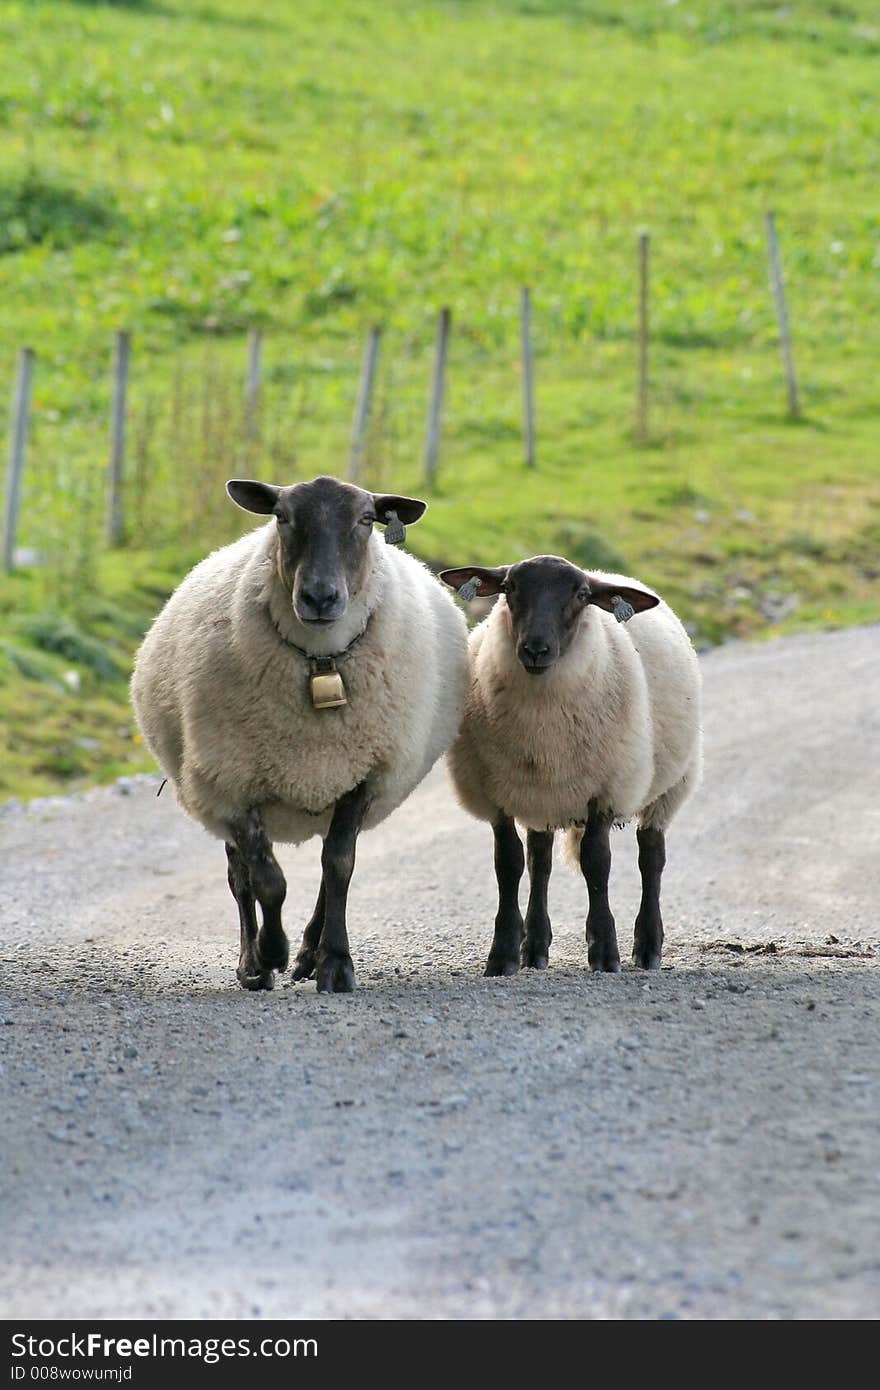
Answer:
[{"left": 1, "top": 0, "right": 878, "bottom": 798}]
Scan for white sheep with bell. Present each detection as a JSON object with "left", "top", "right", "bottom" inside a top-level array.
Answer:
[{"left": 132, "top": 475, "right": 468, "bottom": 994}]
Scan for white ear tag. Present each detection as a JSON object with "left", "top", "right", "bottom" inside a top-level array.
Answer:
[
  {"left": 457, "top": 577, "right": 481, "bottom": 603},
  {"left": 610, "top": 595, "right": 635, "bottom": 623},
  {"left": 384, "top": 510, "right": 406, "bottom": 546}
]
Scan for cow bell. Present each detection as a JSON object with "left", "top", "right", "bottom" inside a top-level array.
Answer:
[{"left": 309, "top": 657, "right": 347, "bottom": 709}]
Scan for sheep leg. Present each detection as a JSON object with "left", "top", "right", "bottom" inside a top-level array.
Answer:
[
  {"left": 580, "top": 805, "right": 620, "bottom": 973},
  {"left": 485, "top": 815, "right": 525, "bottom": 977},
  {"left": 226, "top": 842, "right": 272, "bottom": 991},
  {"left": 290, "top": 882, "right": 326, "bottom": 982},
  {"left": 633, "top": 826, "right": 665, "bottom": 970},
  {"left": 521, "top": 829, "right": 554, "bottom": 970},
  {"left": 315, "top": 781, "right": 371, "bottom": 995},
  {"left": 227, "top": 808, "right": 289, "bottom": 990}
]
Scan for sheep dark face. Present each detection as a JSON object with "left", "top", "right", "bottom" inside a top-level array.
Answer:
[
  {"left": 440, "top": 556, "right": 661, "bottom": 675},
  {"left": 226, "top": 476, "right": 427, "bottom": 627},
  {"left": 505, "top": 557, "right": 595, "bottom": 673}
]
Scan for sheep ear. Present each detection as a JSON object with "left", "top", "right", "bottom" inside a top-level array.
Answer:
[
  {"left": 439, "top": 566, "right": 510, "bottom": 598},
  {"left": 372, "top": 494, "right": 427, "bottom": 527},
  {"left": 226, "top": 480, "right": 281, "bottom": 515},
  {"left": 586, "top": 579, "right": 660, "bottom": 616}
]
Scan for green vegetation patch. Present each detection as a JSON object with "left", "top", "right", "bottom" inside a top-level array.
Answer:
[
  {"left": 17, "top": 611, "right": 123, "bottom": 679},
  {"left": 0, "top": 172, "right": 120, "bottom": 255},
  {"left": 0, "top": 0, "right": 878, "bottom": 798}
]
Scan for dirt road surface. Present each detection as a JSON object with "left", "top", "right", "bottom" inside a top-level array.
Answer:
[{"left": 1, "top": 626, "right": 878, "bottom": 1320}]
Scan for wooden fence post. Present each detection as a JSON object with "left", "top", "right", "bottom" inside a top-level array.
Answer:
[
  {"left": 424, "top": 307, "right": 451, "bottom": 487},
  {"left": 2, "top": 348, "right": 35, "bottom": 574},
  {"left": 107, "top": 330, "right": 131, "bottom": 546},
  {"left": 521, "top": 287, "right": 536, "bottom": 468},
  {"left": 349, "top": 325, "right": 382, "bottom": 482},
  {"left": 636, "top": 232, "right": 650, "bottom": 445},
  {"left": 764, "top": 211, "right": 801, "bottom": 418},
  {"left": 245, "top": 328, "right": 263, "bottom": 444}
]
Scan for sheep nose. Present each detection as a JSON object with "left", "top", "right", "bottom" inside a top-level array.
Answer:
[
  {"left": 299, "top": 586, "right": 342, "bottom": 621},
  {"left": 520, "top": 637, "right": 550, "bottom": 665}
]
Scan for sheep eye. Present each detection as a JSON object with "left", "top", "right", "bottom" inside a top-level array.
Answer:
[
  {"left": 577, "top": 586, "right": 590, "bottom": 602},
  {"left": 275, "top": 514, "right": 290, "bottom": 527},
  {"left": 359, "top": 514, "right": 376, "bottom": 527}
]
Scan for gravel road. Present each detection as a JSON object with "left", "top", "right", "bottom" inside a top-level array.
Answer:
[{"left": 1, "top": 625, "right": 878, "bottom": 1320}]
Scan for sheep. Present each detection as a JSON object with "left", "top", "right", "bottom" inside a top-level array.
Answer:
[
  {"left": 439, "top": 556, "right": 702, "bottom": 976},
  {"left": 131, "top": 474, "right": 469, "bottom": 994}
]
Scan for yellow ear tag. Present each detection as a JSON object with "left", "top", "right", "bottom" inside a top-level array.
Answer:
[{"left": 309, "top": 657, "right": 347, "bottom": 709}]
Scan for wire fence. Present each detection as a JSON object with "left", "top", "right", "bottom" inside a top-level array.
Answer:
[{"left": 2, "top": 216, "right": 805, "bottom": 593}]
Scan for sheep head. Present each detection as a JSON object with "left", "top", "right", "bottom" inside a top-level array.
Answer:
[
  {"left": 227, "top": 475, "right": 426, "bottom": 627},
  {"left": 441, "top": 556, "right": 659, "bottom": 675}
]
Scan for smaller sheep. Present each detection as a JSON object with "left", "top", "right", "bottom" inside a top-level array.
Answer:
[
  {"left": 440, "top": 556, "right": 702, "bottom": 976},
  {"left": 131, "top": 475, "right": 469, "bottom": 994}
]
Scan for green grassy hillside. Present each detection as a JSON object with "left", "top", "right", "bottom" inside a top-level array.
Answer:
[{"left": 1, "top": 0, "right": 878, "bottom": 797}]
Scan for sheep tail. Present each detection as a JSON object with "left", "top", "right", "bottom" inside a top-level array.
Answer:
[
  {"left": 561, "top": 827, "right": 585, "bottom": 873},
  {"left": 561, "top": 817, "right": 628, "bottom": 871}
]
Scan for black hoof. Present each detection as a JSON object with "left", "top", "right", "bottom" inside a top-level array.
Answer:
[
  {"left": 633, "top": 915, "right": 663, "bottom": 970},
  {"left": 291, "top": 947, "right": 316, "bottom": 982},
  {"left": 522, "top": 954, "right": 549, "bottom": 971},
  {"left": 633, "top": 946, "right": 662, "bottom": 970},
  {"left": 485, "top": 955, "right": 520, "bottom": 977},
  {"left": 237, "top": 965, "right": 275, "bottom": 991},
  {"left": 587, "top": 913, "right": 620, "bottom": 973},
  {"left": 520, "top": 939, "right": 550, "bottom": 970},
  {"left": 316, "top": 952, "right": 356, "bottom": 994},
  {"left": 587, "top": 947, "right": 621, "bottom": 974},
  {"left": 257, "top": 929, "right": 290, "bottom": 973}
]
